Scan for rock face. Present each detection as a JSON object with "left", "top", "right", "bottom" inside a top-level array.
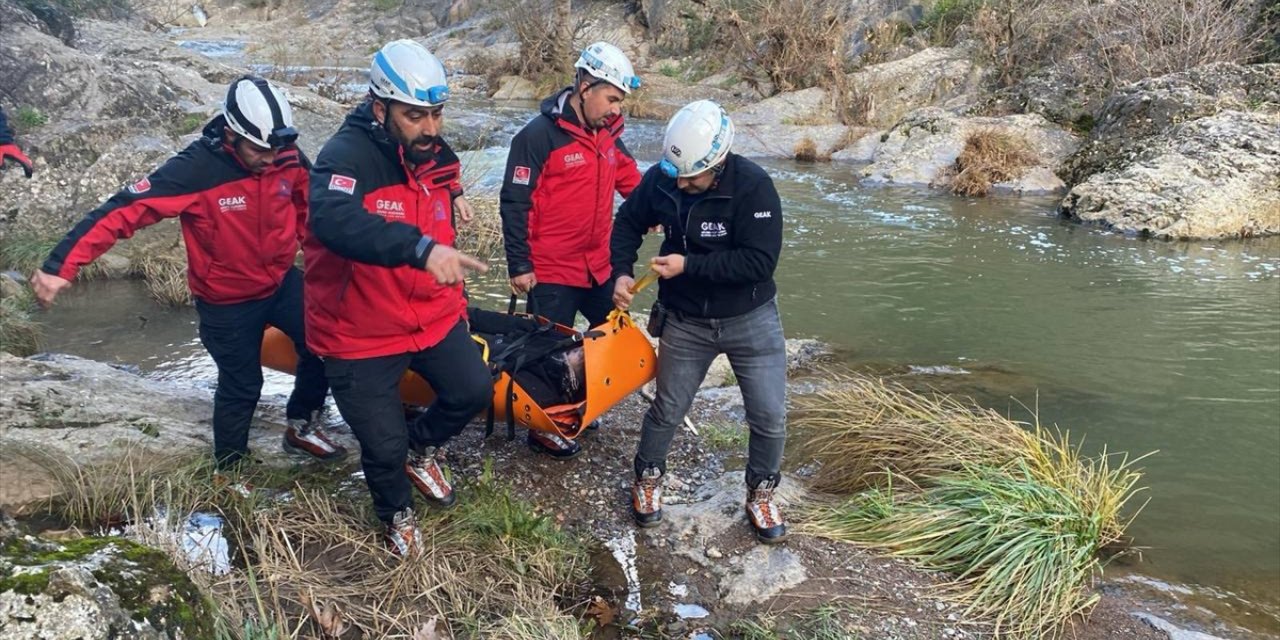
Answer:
[
  {"left": 1061, "top": 111, "right": 1280, "bottom": 239},
  {"left": 731, "top": 88, "right": 856, "bottom": 159},
  {"left": 1059, "top": 63, "right": 1280, "bottom": 239},
  {"left": 0, "top": 0, "right": 347, "bottom": 239},
  {"left": 857, "top": 108, "right": 1079, "bottom": 193},
  {"left": 0, "top": 519, "right": 211, "bottom": 639},
  {"left": 849, "top": 47, "right": 987, "bottom": 128},
  {"left": 0, "top": 353, "right": 214, "bottom": 510},
  {"left": 1062, "top": 63, "right": 1280, "bottom": 185}
]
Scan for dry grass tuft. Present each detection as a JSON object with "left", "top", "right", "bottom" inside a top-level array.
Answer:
[
  {"left": 950, "top": 128, "right": 1038, "bottom": 196},
  {"left": 455, "top": 196, "right": 503, "bottom": 263},
  {"left": 35, "top": 449, "right": 589, "bottom": 638},
  {"left": 793, "top": 137, "right": 819, "bottom": 162},
  {"left": 131, "top": 245, "right": 191, "bottom": 307}
]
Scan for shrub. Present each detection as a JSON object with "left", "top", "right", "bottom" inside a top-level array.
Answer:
[{"left": 722, "top": 0, "right": 854, "bottom": 95}]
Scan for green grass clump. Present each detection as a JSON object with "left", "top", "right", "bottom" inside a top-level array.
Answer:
[{"left": 794, "top": 373, "right": 1149, "bottom": 638}]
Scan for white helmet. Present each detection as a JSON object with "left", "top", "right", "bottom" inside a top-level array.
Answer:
[
  {"left": 222, "top": 76, "right": 297, "bottom": 149},
  {"left": 369, "top": 39, "right": 450, "bottom": 107},
  {"left": 660, "top": 100, "right": 734, "bottom": 178},
  {"left": 574, "top": 41, "right": 641, "bottom": 94}
]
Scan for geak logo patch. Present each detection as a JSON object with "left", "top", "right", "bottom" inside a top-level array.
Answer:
[
  {"left": 375, "top": 199, "right": 406, "bottom": 218},
  {"left": 700, "top": 221, "right": 727, "bottom": 238},
  {"left": 218, "top": 196, "right": 247, "bottom": 212}
]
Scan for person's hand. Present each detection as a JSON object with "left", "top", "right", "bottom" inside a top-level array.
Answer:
[
  {"left": 425, "top": 245, "right": 488, "bottom": 285},
  {"left": 0, "top": 144, "right": 33, "bottom": 179},
  {"left": 509, "top": 272, "right": 537, "bottom": 295},
  {"left": 30, "top": 270, "right": 71, "bottom": 308},
  {"left": 613, "top": 275, "right": 636, "bottom": 310},
  {"left": 453, "top": 194, "right": 474, "bottom": 224},
  {"left": 651, "top": 254, "right": 685, "bottom": 278}
]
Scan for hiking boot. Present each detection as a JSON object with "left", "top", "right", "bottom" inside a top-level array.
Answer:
[
  {"left": 283, "top": 414, "right": 347, "bottom": 461},
  {"left": 585, "top": 418, "right": 602, "bottom": 432},
  {"left": 405, "top": 447, "right": 455, "bottom": 507},
  {"left": 527, "top": 430, "right": 582, "bottom": 460},
  {"left": 384, "top": 507, "right": 423, "bottom": 558},
  {"left": 746, "top": 477, "right": 788, "bottom": 544},
  {"left": 631, "top": 465, "right": 663, "bottom": 528}
]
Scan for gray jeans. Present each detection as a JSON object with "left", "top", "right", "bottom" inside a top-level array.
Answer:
[{"left": 636, "top": 297, "right": 787, "bottom": 488}]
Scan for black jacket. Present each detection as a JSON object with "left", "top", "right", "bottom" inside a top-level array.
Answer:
[
  {"left": 611, "top": 153, "right": 783, "bottom": 319},
  {"left": 0, "top": 106, "right": 13, "bottom": 145}
]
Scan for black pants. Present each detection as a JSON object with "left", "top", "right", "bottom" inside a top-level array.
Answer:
[
  {"left": 196, "top": 267, "right": 327, "bottom": 469},
  {"left": 529, "top": 281, "right": 613, "bottom": 328},
  {"left": 325, "top": 320, "right": 492, "bottom": 522}
]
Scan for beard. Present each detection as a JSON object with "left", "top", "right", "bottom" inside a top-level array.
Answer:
[{"left": 388, "top": 118, "right": 438, "bottom": 165}]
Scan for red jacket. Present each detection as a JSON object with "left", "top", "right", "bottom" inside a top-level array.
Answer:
[
  {"left": 304, "top": 101, "right": 466, "bottom": 360},
  {"left": 41, "top": 117, "right": 309, "bottom": 304},
  {"left": 499, "top": 88, "right": 641, "bottom": 287}
]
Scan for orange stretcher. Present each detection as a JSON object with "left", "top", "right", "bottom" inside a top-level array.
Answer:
[{"left": 260, "top": 302, "right": 657, "bottom": 441}]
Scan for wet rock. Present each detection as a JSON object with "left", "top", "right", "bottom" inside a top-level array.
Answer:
[
  {"left": 718, "top": 545, "right": 807, "bottom": 605},
  {"left": 1133, "top": 613, "right": 1228, "bottom": 640},
  {"left": 1056, "top": 62, "right": 1280, "bottom": 239},
  {"left": 660, "top": 471, "right": 804, "bottom": 560},
  {"left": 859, "top": 107, "right": 1079, "bottom": 193},
  {"left": 1060, "top": 110, "right": 1279, "bottom": 239}
]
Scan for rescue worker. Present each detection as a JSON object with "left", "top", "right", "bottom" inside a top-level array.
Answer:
[
  {"left": 499, "top": 41, "right": 642, "bottom": 459},
  {"left": 612, "top": 100, "right": 789, "bottom": 544},
  {"left": 305, "top": 39, "right": 491, "bottom": 557},
  {"left": 0, "top": 105, "right": 35, "bottom": 178},
  {"left": 29, "top": 76, "right": 345, "bottom": 470}
]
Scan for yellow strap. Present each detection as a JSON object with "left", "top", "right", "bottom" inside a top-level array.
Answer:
[
  {"left": 470, "top": 334, "right": 490, "bottom": 362},
  {"left": 629, "top": 268, "right": 660, "bottom": 295}
]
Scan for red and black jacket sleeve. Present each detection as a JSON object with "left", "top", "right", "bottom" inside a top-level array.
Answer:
[
  {"left": 308, "top": 133, "right": 429, "bottom": 269},
  {"left": 41, "top": 144, "right": 207, "bottom": 281},
  {"left": 498, "top": 122, "right": 550, "bottom": 277}
]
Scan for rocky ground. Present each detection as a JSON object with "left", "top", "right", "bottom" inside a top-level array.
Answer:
[{"left": 1, "top": 347, "right": 1261, "bottom": 639}]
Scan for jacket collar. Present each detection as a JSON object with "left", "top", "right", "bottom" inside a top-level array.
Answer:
[
  {"left": 540, "top": 87, "right": 625, "bottom": 140},
  {"left": 346, "top": 100, "right": 459, "bottom": 178}
]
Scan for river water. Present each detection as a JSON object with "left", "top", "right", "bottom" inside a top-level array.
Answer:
[{"left": 32, "top": 84, "right": 1280, "bottom": 631}]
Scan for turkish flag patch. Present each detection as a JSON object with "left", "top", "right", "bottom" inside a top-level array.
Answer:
[
  {"left": 512, "top": 166, "right": 531, "bottom": 186},
  {"left": 328, "top": 174, "right": 357, "bottom": 194},
  {"left": 127, "top": 177, "right": 151, "bottom": 194}
]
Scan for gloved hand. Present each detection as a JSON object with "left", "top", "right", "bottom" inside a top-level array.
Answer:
[{"left": 0, "top": 144, "right": 33, "bottom": 178}]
